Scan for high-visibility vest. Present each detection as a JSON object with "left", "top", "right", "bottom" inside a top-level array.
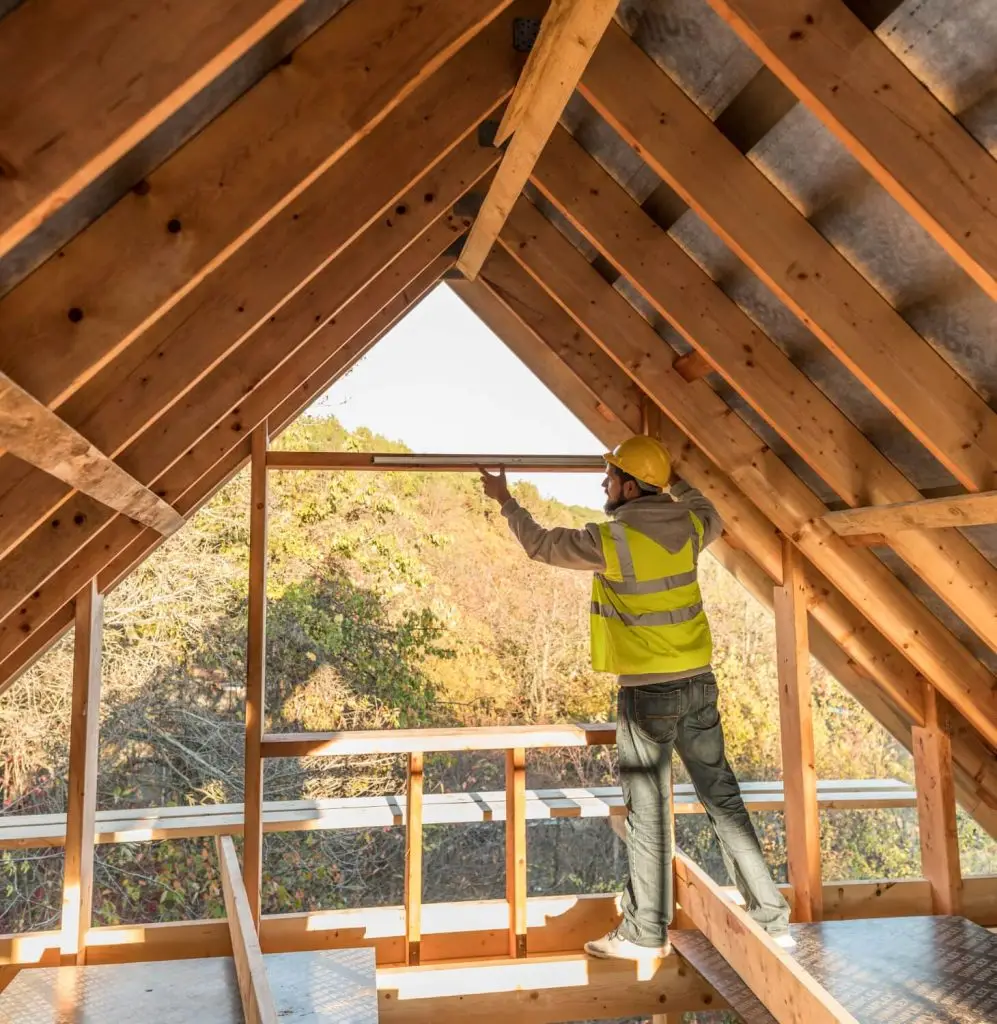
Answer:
[{"left": 590, "top": 514, "right": 713, "bottom": 676}]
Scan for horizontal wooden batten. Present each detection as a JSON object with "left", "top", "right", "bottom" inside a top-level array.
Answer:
[
  {"left": 0, "top": 779, "right": 916, "bottom": 849},
  {"left": 266, "top": 452, "right": 607, "bottom": 472},
  {"left": 825, "top": 491, "right": 997, "bottom": 536},
  {"left": 261, "top": 723, "right": 617, "bottom": 757},
  {"left": 3, "top": 877, "right": 996, "bottom": 971}
]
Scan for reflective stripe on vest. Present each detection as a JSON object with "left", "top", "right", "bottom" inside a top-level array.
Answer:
[{"left": 589, "top": 513, "right": 712, "bottom": 677}]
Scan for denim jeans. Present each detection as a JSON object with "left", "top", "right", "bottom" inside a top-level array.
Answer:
[{"left": 616, "top": 670, "right": 790, "bottom": 946}]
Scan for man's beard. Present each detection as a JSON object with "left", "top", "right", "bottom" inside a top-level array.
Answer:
[{"left": 604, "top": 496, "right": 628, "bottom": 514}]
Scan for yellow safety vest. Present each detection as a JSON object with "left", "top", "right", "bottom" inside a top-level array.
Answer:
[{"left": 590, "top": 515, "right": 713, "bottom": 676}]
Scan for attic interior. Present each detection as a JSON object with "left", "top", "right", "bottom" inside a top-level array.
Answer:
[{"left": 1, "top": 0, "right": 996, "bottom": 1020}]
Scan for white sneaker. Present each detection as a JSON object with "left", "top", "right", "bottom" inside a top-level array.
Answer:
[
  {"left": 771, "top": 930, "right": 796, "bottom": 950},
  {"left": 584, "top": 928, "right": 672, "bottom": 961}
]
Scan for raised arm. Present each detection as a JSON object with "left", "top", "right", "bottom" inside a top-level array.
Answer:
[
  {"left": 480, "top": 469, "right": 606, "bottom": 572},
  {"left": 670, "top": 478, "right": 723, "bottom": 548}
]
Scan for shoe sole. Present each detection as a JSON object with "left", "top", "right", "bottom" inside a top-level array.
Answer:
[{"left": 584, "top": 944, "right": 672, "bottom": 961}]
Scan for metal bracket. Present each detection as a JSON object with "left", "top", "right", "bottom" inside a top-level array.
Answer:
[{"left": 513, "top": 17, "right": 541, "bottom": 52}]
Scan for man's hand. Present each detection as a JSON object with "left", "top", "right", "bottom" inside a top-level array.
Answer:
[{"left": 479, "top": 467, "right": 512, "bottom": 506}]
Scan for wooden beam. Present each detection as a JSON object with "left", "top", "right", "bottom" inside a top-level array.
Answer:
[
  {"left": 506, "top": 748, "right": 528, "bottom": 958},
  {"left": 0, "top": 373, "right": 182, "bottom": 536},
  {"left": 825, "top": 490, "right": 997, "bottom": 535},
  {"left": 456, "top": 0, "right": 619, "bottom": 279},
  {"left": 0, "top": 244, "right": 451, "bottom": 700},
  {"left": 0, "top": 7, "right": 527, "bottom": 622},
  {"left": 529, "top": 125, "right": 997, "bottom": 663},
  {"left": 60, "top": 579, "right": 104, "bottom": 964},
  {"left": 0, "top": 124, "right": 493, "bottom": 669},
  {"left": 266, "top": 452, "right": 606, "bottom": 471},
  {"left": 703, "top": 0, "right": 997, "bottom": 303},
  {"left": 774, "top": 538, "right": 823, "bottom": 923},
  {"left": 405, "top": 753, "right": 424, "bottom": 965},
  {"left": 578, "top": 22, "right": 997, "bottom": 495},
  {"left": 913, "top": 688, "right": 963, "bottom": 915},
  {"left": 244, "top": 424, "right": 269, "bottom": 930},
  {"left": 216, "top": 836, "right": 279, "bottom": 1024},
  {"left": 262, "top": 723, "right": 616, "bottom": 758},
  {"left": 498, "top": 195, "right": 997, "bottom": 749},
  {"left": 377, "top": 950, "right": 724, "bottom": 1023},
  {"left": 0, "top": 0, "right": 315, "bottom": 262},
  {"left": 0, "top": 0, "right": 518, "bottom": 411},
  {"left": 674, "top": 851, "right": 858, "bottom": 1023},
  {"left": 671, "top": 350, "right": 713, "bottom": 383}
]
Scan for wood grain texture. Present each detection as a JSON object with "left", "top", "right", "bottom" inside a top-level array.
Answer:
[
  {"left": 243, "top": 424, "right": 269, "bottom": 930},
  {"left": 675, "top": 851, "right": 858, "bottom": 1023},
  {"left": 216, "top": 835, "right": 278, "bottom": 1024},
  {"left": 579, "top": 22, "right": 997, "bottom": 495},
  {"left": 60, "top": 580, "right": 103, "bottom": 963},
  {"left": 0, "top": 0, "right": 310, "bottom": 259},
  {"left": 457, "top": 0, "right": 618, "bottom": 278},
  {"left": 506, "top": 747, "right": 528, "bottom": 957},
  {"left": 0, "top": 373, "right": 182, "bottom": 536},
  {"left": 826, "top": 490, "right": 997, "bottom": 534},
  {"left": 705, "top": 0, "right": 997, "bottom": 302},
  {"left": 405, "top": 752, "right": 424, "bottom": 965},
  {"left": 774, "top": 539, "right": 823, "bottom": 922}
]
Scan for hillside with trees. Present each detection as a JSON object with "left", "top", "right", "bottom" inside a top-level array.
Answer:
[{"left": 2, "top": 415, "right": 995, "bottom": 938}]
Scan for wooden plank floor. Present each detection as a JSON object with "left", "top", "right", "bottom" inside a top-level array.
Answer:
[{"left": 0, "top": 949, "right": 378, "bottom": 1022}]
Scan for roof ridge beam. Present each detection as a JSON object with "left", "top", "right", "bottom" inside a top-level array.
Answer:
[
  {"left": 578, "top": 22, "right": 997, "bottom": 495},
  {"left": 498, "top": 196, "right": 997, "bottom": 748},
  {"left": 530, "top": 126, "right": 997, "bottom": 659},
  {"left": 703, "top": 0, "right": 997, "bottom": 304}
]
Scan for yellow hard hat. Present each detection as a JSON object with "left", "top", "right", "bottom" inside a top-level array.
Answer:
[{"left": 604, "top": 436, "right": 672, "bottom": 490}]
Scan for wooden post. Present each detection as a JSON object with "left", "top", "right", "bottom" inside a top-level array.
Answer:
[
  {"left": 60, "top": 578, "right": 104, "bottom": 963},
  {"left": 244, "top": 423, "right": 269, "bottom": 930},
  {"left": 913, "top": 685, "right": 962, "bottom": 915},
  {"left": 405, "top": 752, "right": 424, "bottom": 965},
  {"left": 773, "top": 537, "right": 822, "bottom": 922},
  {"left": 505, "top": 747, "right": 527, "bottom": 958}
]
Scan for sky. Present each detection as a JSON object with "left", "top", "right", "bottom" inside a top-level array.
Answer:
[{"left": 311, "top": 285, "right": 608, "bottom": 508}]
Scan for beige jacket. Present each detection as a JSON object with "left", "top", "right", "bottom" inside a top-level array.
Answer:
[{"left": 501, "top": 481, "right": 722, "bottom": 684}]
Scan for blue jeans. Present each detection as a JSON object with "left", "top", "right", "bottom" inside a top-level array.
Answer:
[{"left": 616, "top": 671, "right": 790, "bottom": 946}]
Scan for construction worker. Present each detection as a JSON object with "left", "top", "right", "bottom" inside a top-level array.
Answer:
[{"left": 480, "top": 435, "right": 791, "bottom": 960}]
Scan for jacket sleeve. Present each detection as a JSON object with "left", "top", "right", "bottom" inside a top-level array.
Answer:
[
  {"left": 500, "top": 499, "right": 606, "bottom": 571},
  {"left": 670, "top": 479, "right": 724, "bottom": 549}
]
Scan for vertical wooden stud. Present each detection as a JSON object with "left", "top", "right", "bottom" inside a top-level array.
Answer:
[
  {"left": 773, "top": 537, "right": 822, "bottom": 922},
  {"left": 61, "top": 578, "right": 104, "bottom": 963},
  {"left": 244, "top": 422, "right": 269, "bottom": 930},
  {"left": 913, "top": 685, "right": 962, "bottom": 915},
  {"left": 405, "top": 752, "right": 425, "bottom": 965},
  {"left": 505, "top": 747, "right": 528, "bottom": 958}
]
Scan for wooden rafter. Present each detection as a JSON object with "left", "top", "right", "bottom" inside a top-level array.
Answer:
[
  {"left": 0, "top": 373, "right": 183, "bottom": 536},
  {"left": 578, "top": 22, "right": 997, "bottom": 495},
  {"left": 704, "top": 0, "right": 997, "bottom": 303},
  {"left": 0, "top": 6, "right": 527, "bottom": 578},
  {"left": 456, "top": 0, "right": 619, "bottom": 279},
  {"left": 497, "top": 195, "right": 997, "bottom": 748},
  {"left": 0, "top": 109, "right": 500, "bottom": 668},
  {"left": 0, "top": 0, "right": 522, "bottom": 414},
  {"left": 0, "top": 0, "right": 313, "bottom": 262},
  {"left": 0, "top": 244, "right": 453, "bottom": 699},
  {"left": 529, "top": 125, "right": 997, "bottom": 668},
  {"left": 825, "top": 490, "right": 997, "bottom": 535}
]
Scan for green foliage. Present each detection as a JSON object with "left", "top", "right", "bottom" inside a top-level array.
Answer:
[{"left": 0, "top": 414, "right": 994, "bottom": 934}]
